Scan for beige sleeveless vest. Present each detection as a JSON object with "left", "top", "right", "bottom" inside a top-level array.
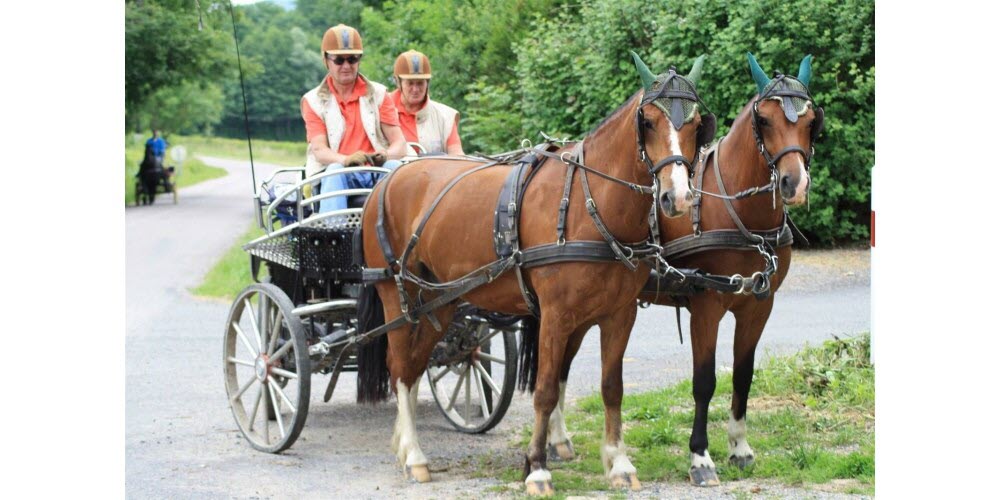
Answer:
[
  {"left": 302, "top": 75, "right": 389, "bottom": 177},
  {"left": 412, "top": 99, "right": 458, "bottom": 155}
]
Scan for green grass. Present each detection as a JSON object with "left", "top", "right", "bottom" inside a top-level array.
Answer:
[
  {"left": 171, "top": 134, "right": 305, "bottom": 167},
  {"left": 125, "top": 138, "right": 228, "bottom": 205},
  {"left": 191, "top": 223, "right": 267, "bottom": 300},
  {"left": 490, "top": 333, "right": 874, "bottom": 496}
]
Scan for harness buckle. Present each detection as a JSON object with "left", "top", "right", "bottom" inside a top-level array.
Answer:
[
  {"left": 560, "top": 151, "right": 572, "bottom": 163},
  {"left": 557, "top": 236, "right": 566, "bottom": 246},
  {"left": 559, "top": 197, "right": 569, "bottom": 210}
]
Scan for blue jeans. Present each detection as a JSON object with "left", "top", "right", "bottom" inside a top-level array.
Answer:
[{"left": 318, "top": 160, "right": 402, "bottom": 212}]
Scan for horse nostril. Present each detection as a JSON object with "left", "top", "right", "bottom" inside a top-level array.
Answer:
[{"left": 780, "top": 175, "right": 791, "bottom": 190}]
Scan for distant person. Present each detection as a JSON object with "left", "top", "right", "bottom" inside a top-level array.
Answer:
[
  {"left": 301, "top": 24, "right": 407, "bottom": 213},
  {"left": 389, "top": 50, "right": 464, "bottom": 156},
  {"left": 146, "top": 130, "right": 168, "bottom": 164}
]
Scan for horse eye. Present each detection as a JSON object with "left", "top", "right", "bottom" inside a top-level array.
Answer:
[
  {"left": 643, "top": 119, "right": 654, "bottom": 129},
  {"left": 759, "top": 117, "right": 770, "bottom": 127}
]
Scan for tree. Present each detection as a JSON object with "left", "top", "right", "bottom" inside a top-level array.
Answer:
[{"left": 125, "top": 0, "right": 232, "bottom": 131}]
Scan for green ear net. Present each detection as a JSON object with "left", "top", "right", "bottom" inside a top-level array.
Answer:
[
  {"left": 797, "top": 54, "right": 813, "bottom": 87},
  {"left": 630, "top": 51, "right": 656, "bottom": 91},
  {"left": 686, "top": 55, "right": 705, "bottom": 87},
  {"left": 747, "top": 52, "right": 770, "bottom": 95}
]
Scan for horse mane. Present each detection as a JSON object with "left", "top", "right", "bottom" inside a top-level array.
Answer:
[{"left": 587, "top": 90, "right": 641, "bottom": 137}]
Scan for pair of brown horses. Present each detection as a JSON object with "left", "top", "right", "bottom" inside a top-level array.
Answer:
[{"left": 355, "top": 52, "right": 821, "bottom": 495}]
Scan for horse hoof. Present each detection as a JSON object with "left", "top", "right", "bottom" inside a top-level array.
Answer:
[
  {"left": 689, "top": 465, "right": 720, "bottom": 487},
  {"left": 525, "top": 480, "right": 555, "bottom": 496},
  {"left": 610, "top": 472, "right": 642, "bottom": 491},
  {"left": 547, "top": 441, "right": 575, "bottom": 461},
  {"left": 405, "top": 464, "right": 432, "bottom": 483},
  {"left": 729, "top": 454, "right": 755, "bottom": 470}
]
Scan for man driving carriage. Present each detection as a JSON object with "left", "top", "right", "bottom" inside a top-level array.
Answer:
[
  {"left": 388, "top": 50, "right": 465, "bottom": 156},
  {"left": 146, "top": 129, "right": 167, "bottom": 164},
  {"left": 300, "top": 24, "right": 407, "bottom": 213}
]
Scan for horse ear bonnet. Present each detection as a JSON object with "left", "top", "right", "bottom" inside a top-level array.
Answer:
[
  {"left": 648, "top": 74, "right": 699, "bottom": 130},
  {"left": 811, "top": 106, "right": 824, "bottom": 142},
  {"left": 697, "top": 113, "right": 717, "bottom": 149}
]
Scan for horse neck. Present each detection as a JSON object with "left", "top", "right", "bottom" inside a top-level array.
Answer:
[
  {"left": 714, "top": 101, "right": 787, "bottom": 228},
  {"left": 578, "top": 95, "right": 651, "bottom": 239}
]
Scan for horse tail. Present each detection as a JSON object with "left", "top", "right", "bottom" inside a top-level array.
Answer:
[
  {"left": 356, "top": 281, "right": 391, "bottom": 404},
  {"left": 517, "top": 316, "right": 539, "bottom": 393}
]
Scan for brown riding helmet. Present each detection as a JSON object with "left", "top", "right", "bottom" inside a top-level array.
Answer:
[
  {"left": 394, "top": 50, "right": 432, "bottom": 80},
  {"left": 322, "top": 24, "right": 363, "bottom": 55}
]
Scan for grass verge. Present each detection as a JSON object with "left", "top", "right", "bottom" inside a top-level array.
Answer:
[
  {"left": 171, "top": 134, "right": 304, "bottom": 166},
  {"left": 191, "top": 223, "right": 267, "bottom": 300},
  {"left": 485, "top": 333, "right": 874, "bottom": 497}
]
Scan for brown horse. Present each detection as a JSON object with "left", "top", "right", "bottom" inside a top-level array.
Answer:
[
  {"left": 642, "top": 53, "right": 824, "bottom": 486},
  {"left": 355, "top": 53, "right": 714, "bottom": 494}
]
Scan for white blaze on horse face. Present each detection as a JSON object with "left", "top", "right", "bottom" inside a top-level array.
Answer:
[
  {"left": 791, "top": 155, "right": 810, "bottom": 203},
  {"left": 666, "top": 124, "right": 693, "bottom": 212},
  {"left": 727, "top": 415, "right": 754, "bottom": 459},
  {"left": 393, "top": 380, "right": 428, "bottom": 468},
  {"left": 547, "top": 382, "right": 570, "bottom": 447}
]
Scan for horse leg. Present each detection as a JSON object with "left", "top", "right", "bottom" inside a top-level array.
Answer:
[
  {"left": 598, "top": 304, "right": 642, "bottom": 491},
  {"left": 547, "top": 326, "right": 587, "bottom": 461},
  {"left": 728, "top": 298, "right": 774, "bottom": 470},
  {"left": 687, "top": 295, "right": 727, "bottom": 486},
  {"left": 375, "top": 282, "right": 456, "bottom": 482},
  {"left": 523, "top": 312, "right": 572, "bottom": 496}
]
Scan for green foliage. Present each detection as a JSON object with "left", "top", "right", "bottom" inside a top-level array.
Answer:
[
  {"left": 125, "top": 0, "right": 872, "bottom": 243},
  {"left": 125, "top": 0, "right": 232, "bottom": 131},
  {"left": 513, "top": 0, "right": 874, "bottom": 243}
]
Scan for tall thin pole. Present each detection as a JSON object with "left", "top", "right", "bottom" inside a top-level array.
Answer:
[{"left": 227, "top": 0, "right": 257, "bottom": 192}]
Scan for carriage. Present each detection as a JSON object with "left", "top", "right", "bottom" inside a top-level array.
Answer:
[{"left": 223, "top": 162, "right": 527, "bottom": 453}]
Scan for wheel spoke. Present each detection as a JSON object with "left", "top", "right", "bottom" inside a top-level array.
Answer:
[
  {"left": 464, "top": 363, "right": 472, "bottom": 422},
  {"left": 267, "top": 375, "right": 297, "bottom": 415},
  {"left": 249, "top": 384, "right": 263, "bottom": 431},
  {"left": 445, "top": 363, "right": 469, "bottom": 412},
  {"left": 231, "top": 375, "right": 257, "bottom": 402},
  {"left": 227, "top": 357, "right": 255, "bottom": 368},
  {"left": 269, "top": 338, "right": 294, "bottom": 363},
  {"left": 232, "top": 322, "right": 258, "bottom": 357},
  {"left": 271, "top": 367, "right": 299, "bottom": 380},
  {"left": 472, "top": 363, "right": 490, "bottom": 419},
  {"left": 431, "top": 366, "right": 449, "bottom": 383},
  {"left": 262, "top": 387, "right": 270, "bottom": 443},
  {"left": 267, "top": 308, "right": 281, "bottom": 356},
  {"left": 477, "top": 325, "right": 503, "bottom": 345},
  {"left": 244, "top": 298, "right": 263, "bottom": 352},
  {"left": 477, "top": 352, "right": 505, "bottom": 364},
  {"left": 257, "top": 293, "right": 269, "bottom": 350},
  {"left": 473, "top": 359, "right": 502, "bottom": 395},
  {"left": 268, "top": 383, "right": 287, "bottom": 439}
]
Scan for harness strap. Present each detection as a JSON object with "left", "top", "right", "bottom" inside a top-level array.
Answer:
[
  {"left": 556, "top": 157, "right": 576, "bottom": 244},
  {"left": 662, "top": 225, "right": 793, "bottom": 261},
  {"left": 575, "top": 145, "right": 640, "bottom": 271}
]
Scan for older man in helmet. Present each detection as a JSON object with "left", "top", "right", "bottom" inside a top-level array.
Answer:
[
  {"left": 301, "top": 24, "right": 407, "bottom": 213},
  {"left": 389, "top": 50, "right": 464, "bottom": 156}
]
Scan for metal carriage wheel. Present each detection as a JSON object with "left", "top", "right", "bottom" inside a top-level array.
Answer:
[
  {"left": 426, "top": 309, "right": 519, "bottom": 434},
  {"left": 224, "top": 283, "right": 311, "bottom": 453}
]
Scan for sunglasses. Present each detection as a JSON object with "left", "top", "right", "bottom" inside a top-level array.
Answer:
[{"left": 327, "top": 55, "right": 361, "bottom": 65}]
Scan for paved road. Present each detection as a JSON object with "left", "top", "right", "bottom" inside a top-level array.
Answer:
[{"left": 125, "top": 158, "right": 870, "bottom": 498}]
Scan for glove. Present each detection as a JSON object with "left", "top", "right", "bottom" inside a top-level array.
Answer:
[
  {"left": 344, "top": 150, "right": 369, "bottom": 166},
  {"left": 366, "top": 152, "right": 387, "bottom": 166}
]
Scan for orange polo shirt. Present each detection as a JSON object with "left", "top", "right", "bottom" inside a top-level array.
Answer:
[
  {"left": 388, "top": 90, "right": 460, "bottom": 148},
  {"left": 301, "top": 76, "right": 399, "bottom": 155}
]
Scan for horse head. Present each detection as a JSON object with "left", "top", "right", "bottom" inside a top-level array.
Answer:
[
  {"left": 747, "top": 53, "right": 824, "bottom": 205},
  {"left": 631, "top": 52, "right": 716, "bottom": 218}
]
